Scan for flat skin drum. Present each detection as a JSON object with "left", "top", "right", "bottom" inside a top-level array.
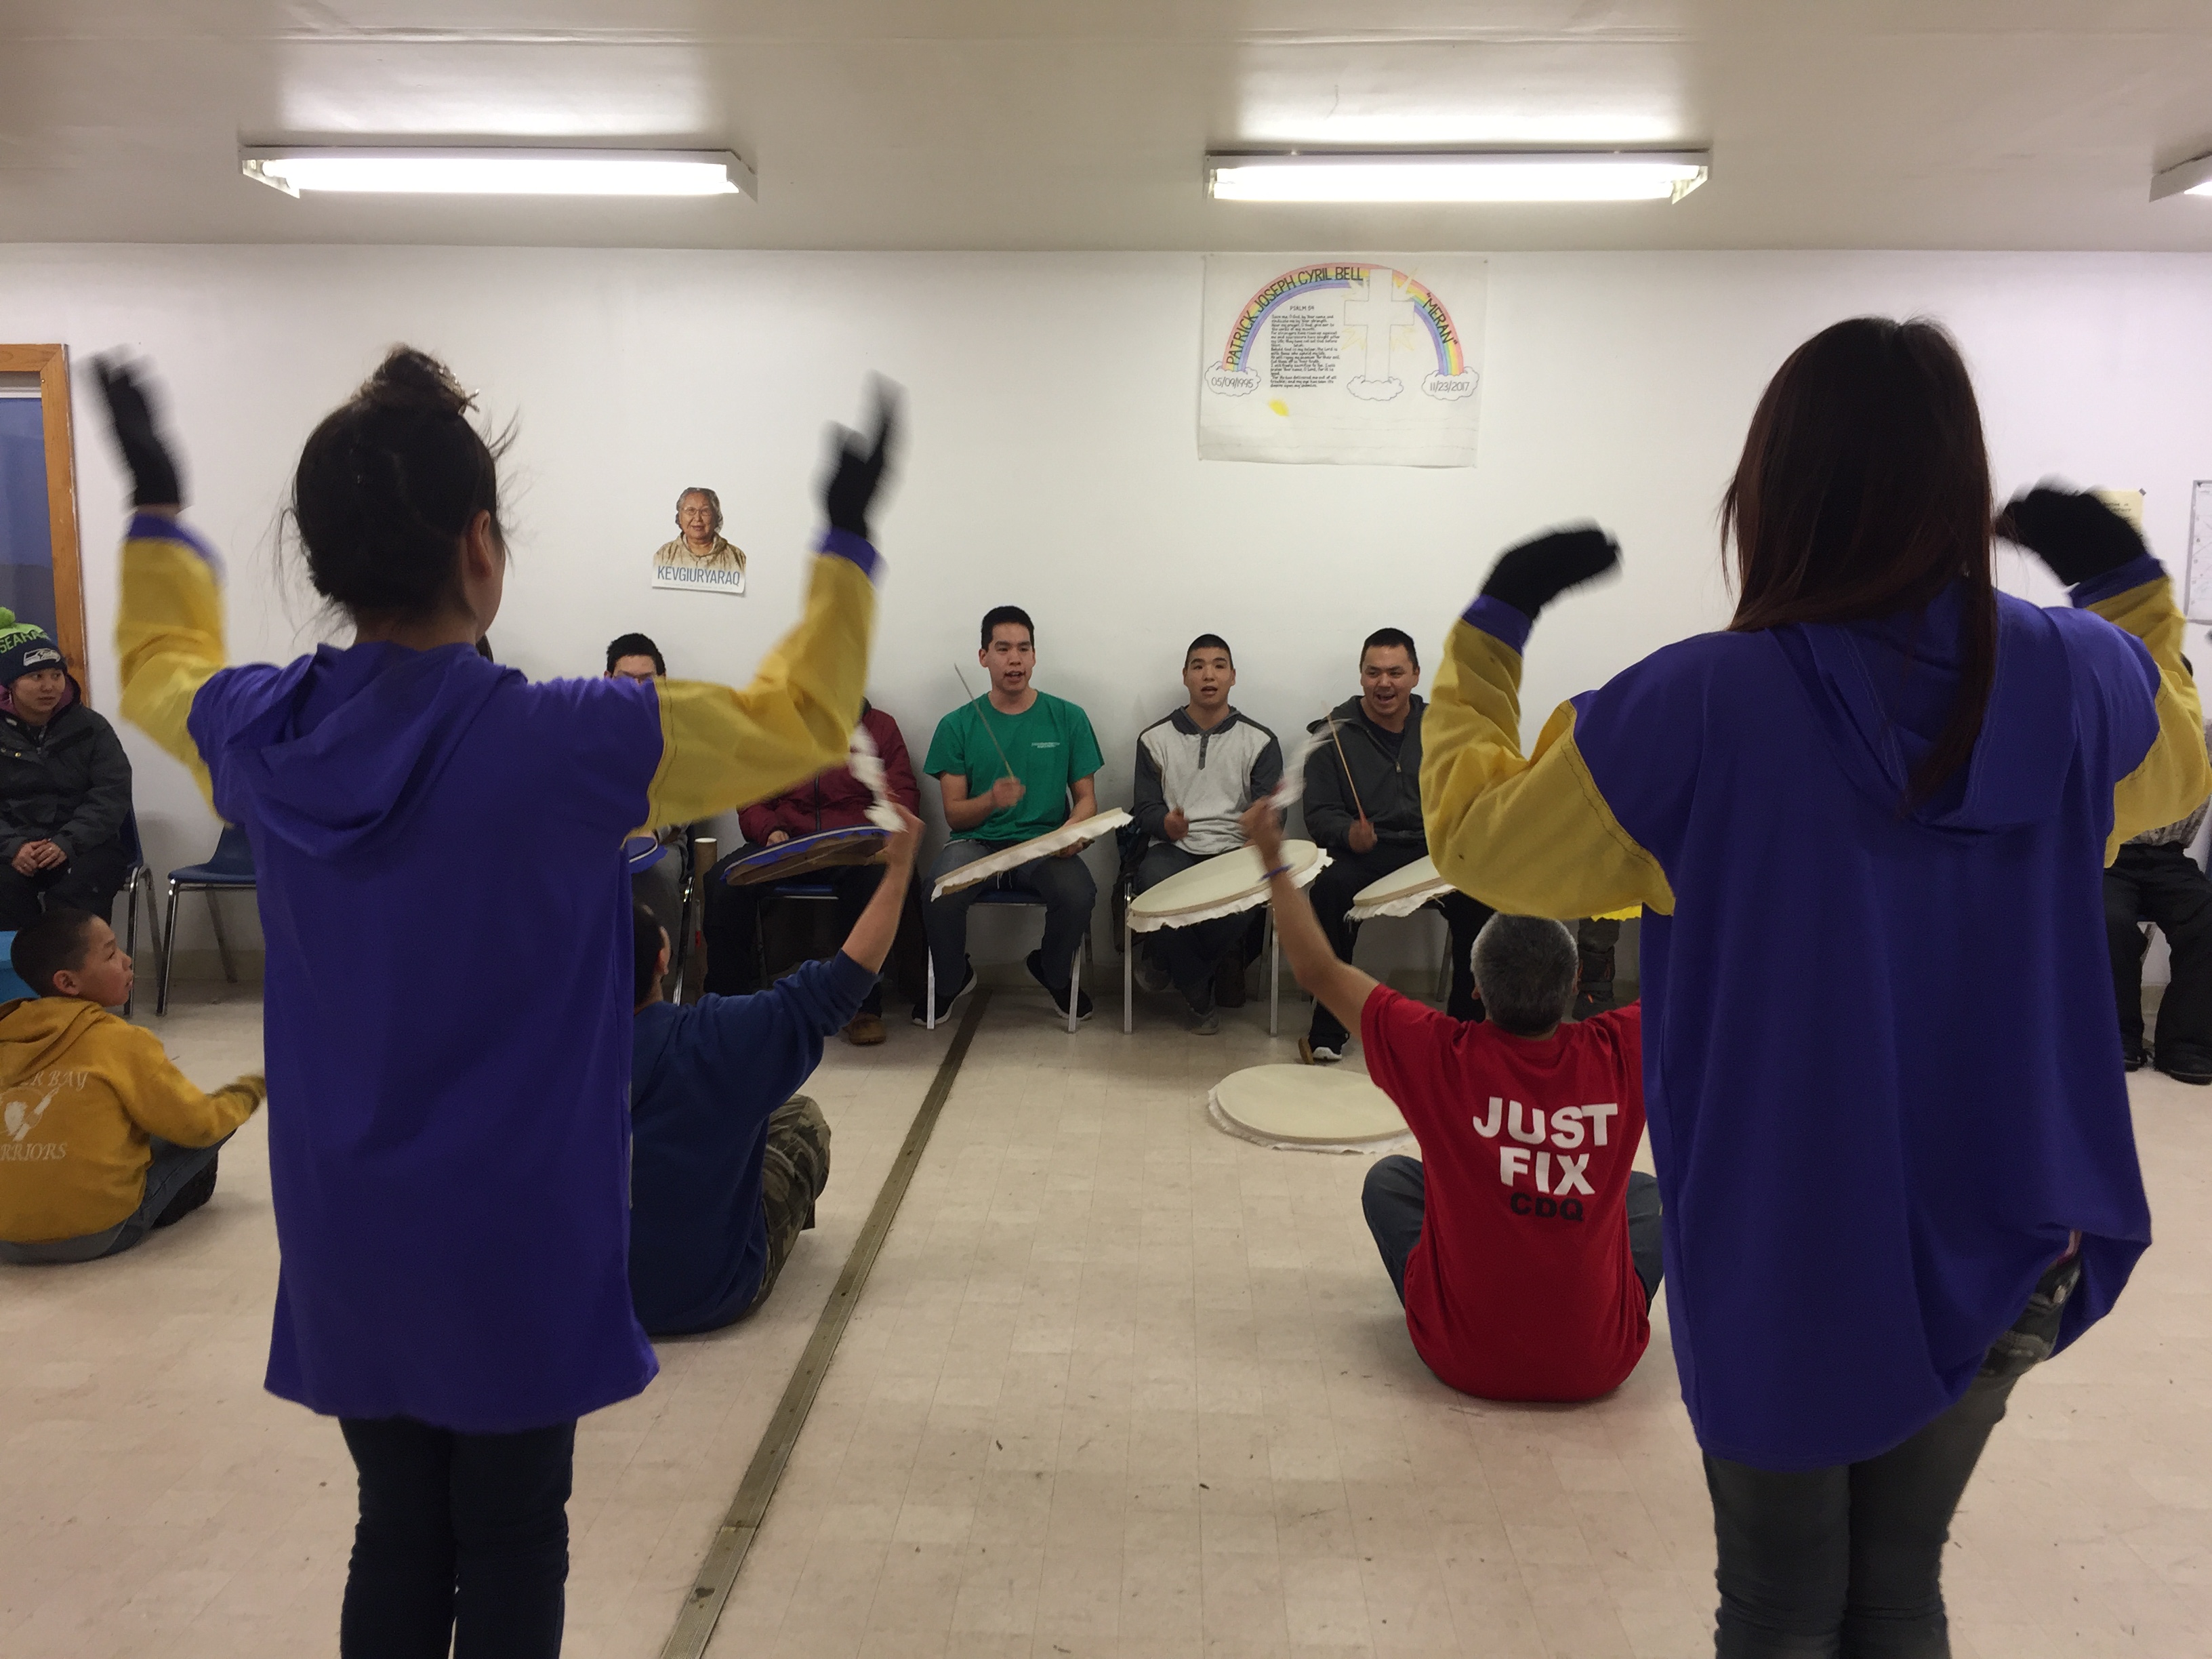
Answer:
[{"left": 1211, "top": 1063, "right": 1408, "bottom": 1146}]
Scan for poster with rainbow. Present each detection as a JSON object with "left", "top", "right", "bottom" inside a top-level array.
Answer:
[{"left": 1197, "top": 255, "right": 1486, "bottom": 466}]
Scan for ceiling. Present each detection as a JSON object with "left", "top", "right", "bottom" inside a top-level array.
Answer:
[{"left": 7, "top": 1, "right": 2212, "bottom": 251}]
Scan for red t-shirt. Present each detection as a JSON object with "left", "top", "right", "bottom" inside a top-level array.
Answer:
[{"left": 1361, "top": 987, "right": 1650, "bottom": 1402}]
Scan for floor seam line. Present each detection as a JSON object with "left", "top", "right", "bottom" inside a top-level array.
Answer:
[{"left": 655, "top": 987, "right": 994, "bottom": 1659}]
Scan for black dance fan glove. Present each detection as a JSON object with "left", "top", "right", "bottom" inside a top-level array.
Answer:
[
  {"left": 820, "top": 381, "right": 900, "bottom": 542},
  {"left": 92, "top": 355, "right": 185, "bottom": 509},
  {"left": 1997, "top": 486, "right": 2145, "bottom": 586},
  {"left": 1479, "top": 525, "right": 1622, "bottom": 621}
]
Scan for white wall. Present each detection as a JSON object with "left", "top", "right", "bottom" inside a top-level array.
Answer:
[{"left": 5, "top": 245, "right": 2211, "bottom": 975}]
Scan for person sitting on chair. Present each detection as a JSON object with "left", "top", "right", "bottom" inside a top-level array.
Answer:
[
  {"left": 0, "top": 613, "right": 133, "bottom": 930},
  {"left": 701, "top": 698, "right": 921, "bottom": 1046},
  {"left": 605, "top": 632, "right": 665, "bottom": 680},
  {"left": 919, "top": 606, "right": 1103, "bottom": 1026},
  {"left": 0, "top": 909, "right": 264, "bottom": 1265},
  {"left": 1298, "top": 627, "right": 1492, "bottom": 1063},
  {"left": 1248, "top": 801, "right": 1660, "bottom": 1403},
  {"left": 628, "top": 807, "right": 919, "bottom": 1335},
  {"left": 2106, "top": 714, "right": 2212, "bottom": 1083},
  {"left": 605, "top": 632, "right": 687, "bottom": 992},
  {"left": 1131, "top": 634, "right": 1283, "bottom": 1033}
]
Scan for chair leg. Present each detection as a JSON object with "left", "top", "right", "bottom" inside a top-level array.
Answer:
[
  {"left": 926, "top": 949, "right": 937, "bottom": 1031},
  {"left": 123, "top": 872, "right": 140, "bottom": 1019},
  {"left": 158, "top": 883, "right": 182, "bottom": 1016},
  {"left": 1068, "top": 935, "right": 1082, "bottom": 1035},
  {"left": 205, "top": 888, "right": 238, "bottom": 983},
  {"left": 1122, "top": 919, "right": 1134, "bottom": 1034},
  {"left": 1269, "top": 916, "right": 1280, "bottom": 1038}
]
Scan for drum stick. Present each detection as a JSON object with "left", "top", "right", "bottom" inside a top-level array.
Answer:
[
  {"left": 952, "top": 663, "right": 1020, "bottom": 783},
  {"left": 1324, "top": 714, "right": 1369, "bottom": 823}
]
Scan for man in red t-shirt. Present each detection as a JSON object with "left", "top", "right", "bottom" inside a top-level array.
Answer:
[{"left": 1244, "top": 802, "right": 1660, "bottom": 1402}]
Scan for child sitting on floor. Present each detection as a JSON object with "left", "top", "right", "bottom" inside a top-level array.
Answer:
[
  {"left": 1244, "top": 800, "right": 1658, "bottom": 1402},
  {"left": 628, "top": 804, "right": 920, "bottom": 1336},
  {"left": 0, "top": 907, "right": 264, "bottom": 1265}
]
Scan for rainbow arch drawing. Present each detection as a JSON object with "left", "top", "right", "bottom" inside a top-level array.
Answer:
[{"left": 1220, "top": 264, "right": 1466, "bottom": 375}]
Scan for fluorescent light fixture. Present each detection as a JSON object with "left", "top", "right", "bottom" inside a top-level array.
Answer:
[
  {"left": 241, "top": 148, "right": 753, "bottom": 199},
  {"left": 2152, "top": 152, "right": 2212, "bottom": 200},
  {"left": 1206, "top": 150, "right": 1709, "bottom": 205}
]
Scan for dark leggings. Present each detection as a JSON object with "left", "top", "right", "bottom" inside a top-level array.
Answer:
[
  {"left": 1704, "top": 1258, "right": 2078, "bottom": 1657},
  {"left": 338, "top": 1416, "right": 576, "bottom": 1659}
]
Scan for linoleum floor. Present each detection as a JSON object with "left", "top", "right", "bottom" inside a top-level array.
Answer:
[{"left": 3, "top": 979, "right": 2209, "bottom": 1658}]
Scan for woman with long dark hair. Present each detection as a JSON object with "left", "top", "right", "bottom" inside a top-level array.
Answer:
[
  {"left": 96, "top": 348, "right": 893, "bottom": 1656},
  {"left": 1420, "top": 317, "right": 2205, "bottom": 1655}
]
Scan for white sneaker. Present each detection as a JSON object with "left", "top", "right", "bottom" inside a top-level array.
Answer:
[{"left": 1298, "top": 1038, "right": 1340, "bottom": 1065}]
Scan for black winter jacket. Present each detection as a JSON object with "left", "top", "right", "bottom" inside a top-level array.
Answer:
[
  {"left": 1301, "top": 694, "right": 1428, "bottom": 850},
  {"left": 0, "top": 693, "right": 133, "bottom": 861}
]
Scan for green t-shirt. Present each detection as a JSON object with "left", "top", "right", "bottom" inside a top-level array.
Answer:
[{"left": 924, "top": 691, "right": 1104, "bottom": 844}]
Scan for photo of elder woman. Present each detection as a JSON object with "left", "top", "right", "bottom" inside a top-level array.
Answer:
[{"left": 651, "top": 486, "right": 747, "bottom": 596}]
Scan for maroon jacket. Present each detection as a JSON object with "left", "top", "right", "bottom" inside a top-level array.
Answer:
[{"left": 737, "top": 702, "right": 920, "bottom": 844}]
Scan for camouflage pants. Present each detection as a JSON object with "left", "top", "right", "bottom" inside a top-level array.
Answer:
[{"left": 745, "top": 1095, "right": 832, "bottom": 1317}]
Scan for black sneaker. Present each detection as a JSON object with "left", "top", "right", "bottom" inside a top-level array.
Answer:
[
  {"left": 2123, "top": 1046, "right": 2149, "bottom": 1073},
  {"left": 1025, "top": 949, "right": 1094, "bottom": 1024},
  {"left": 2157, "top": 1046, "right": 2212, "bottom": 1085},
  {"left": 911, "top": 962, "right": 977, "bottom": 1026}
]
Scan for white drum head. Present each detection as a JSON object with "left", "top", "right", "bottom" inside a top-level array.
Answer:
[
  {"left": 1128, "top": 840, "right": 1325, "bottom": 933},
  {"left": 930, "top": 808, "right": 1132, "bottom": 899},
  {"left": 1347, "top": 854, "right": 1452, "bottom": 921},
  {"left": 1208, "top": 1064, "right": 1410, "bottom": 1150}
]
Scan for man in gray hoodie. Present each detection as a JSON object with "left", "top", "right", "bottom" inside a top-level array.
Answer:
[
  {"left": 1300, "top": 628, "right": 1492, "bottom": 1062},
  {"left": 1131, "top": 634, "right": 1283, "bottom": 1031}
]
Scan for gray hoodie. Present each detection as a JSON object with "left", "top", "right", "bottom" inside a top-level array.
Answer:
[{"left": 1132, "top": 708, "right": 1282, "bottom": 857}]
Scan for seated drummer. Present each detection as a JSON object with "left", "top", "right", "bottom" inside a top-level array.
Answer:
[
  {"left": 1299, "top": 627, "right": 1492, "bottom": 1063},
  {"left": 919, "top": 605, "right": 1103, "bottom": 1026},
  {"left": 700, "top": 698, "right": 922, "bottom": 1046},
  {"left": 1246, "top": 800, "right": 1660, "bottom": 1404},
  {"left": 628, "top": 807, "right": 921, "bottom": 1336},
  {"left": 607, "top": 632, "right": 685, "bottom": 994},
  {"left": 1132, "top": 634, "right": 1283, "bottom": 1033}
]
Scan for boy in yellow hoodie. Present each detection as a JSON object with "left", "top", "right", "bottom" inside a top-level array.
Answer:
[{"left": 0, "top": 907, "right": 263, "bottom": 1264}]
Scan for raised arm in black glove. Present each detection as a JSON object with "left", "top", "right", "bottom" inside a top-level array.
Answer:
[
  {"left": 820, "top": 381, "right": 900, "bottom": 543},
  {"left": 92, "top": 355, "right": 185, "bottom": 510},
  {"left": 1479, "top": 524, "right": 1622, "bottom": 621},
  {"left": 1996, "top": 485, "right": 2145, "bottom": 587}
]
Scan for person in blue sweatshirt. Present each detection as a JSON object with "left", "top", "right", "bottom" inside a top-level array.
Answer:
[
  {"left": 1418, "top": 318, "right": 2207, "bottom": 1656},
  {"left": 97, "top": 348, "right": 895, "bottom": 1658},
  {"left": 629, "top": 804, "right": 919, "bottom": 1335}
]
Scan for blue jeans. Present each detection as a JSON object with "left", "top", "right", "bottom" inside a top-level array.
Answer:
[
  {"left": 1360, "top": 1155, "right": 1664, "bottom": 1309},
  {"left": 0, "top": 1132, "right": 231, "bottom": 1264},
  {"left": 924, "top": 838, "right": 1097, "bottom": 993},
  {"left": 1134, "top": 843, "right": 1250, "bottom": 1006}
]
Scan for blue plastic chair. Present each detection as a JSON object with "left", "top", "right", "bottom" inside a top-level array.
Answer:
[
  {"left": 117, "top": 808, "right": 161, "bottom": 1017},
  {"left": 158, "top": 823, "right": 255, "bottom": 1016},
  {"left": 0, "top": 933, "right": 33, "bottom": 1003}
]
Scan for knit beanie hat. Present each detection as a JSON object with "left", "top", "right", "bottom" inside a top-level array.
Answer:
[{"left": 0, "top": 610, "right": 65, "bottom": 689}]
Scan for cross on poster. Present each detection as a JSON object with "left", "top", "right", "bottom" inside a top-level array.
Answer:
[{"left": 1197, "top": 255, "right": 1487, "bottom": 467}]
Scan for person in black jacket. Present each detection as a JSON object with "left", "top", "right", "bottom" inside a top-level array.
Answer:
[
  {"left": 1299, "top": 628, "right": 1491, "bottom": 1062},
  {"left": 0, "top": 613, "right": 132, "bottom": 929}
]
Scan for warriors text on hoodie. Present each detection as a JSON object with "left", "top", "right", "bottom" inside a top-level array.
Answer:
[
  {"left": 1421, "top": 554, "right": 2208, "bottom": 1470},
  {"left": 115, "top": 513, "right": 879, "bottom": 1433}
]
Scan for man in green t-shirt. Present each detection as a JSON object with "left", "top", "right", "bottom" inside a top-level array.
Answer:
[{"left": 918, "top": 605, "right": 1105, "bottom": 1024}]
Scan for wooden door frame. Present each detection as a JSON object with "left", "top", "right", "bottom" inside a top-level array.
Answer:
[{"left": 0, "top": 344, "right": 89, "bottom": 702}]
